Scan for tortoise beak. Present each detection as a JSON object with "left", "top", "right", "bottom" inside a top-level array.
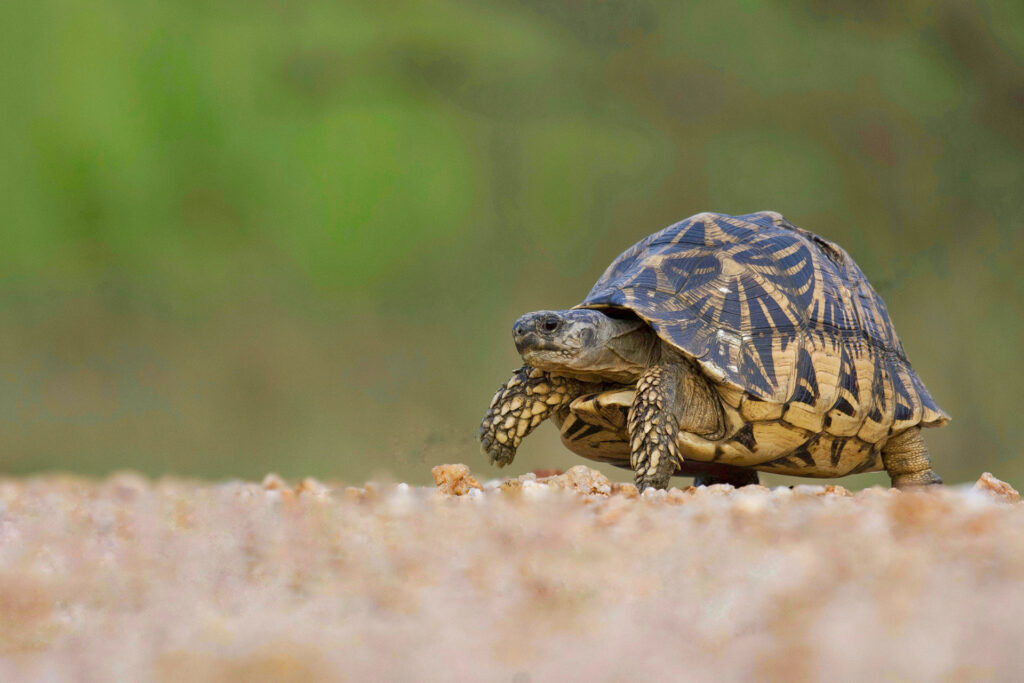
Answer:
[
  {"left": 514, "top": 333, "right": 537, "bottom": 355},
  {"left": 513, "top": 319, "right": 540, "bottom": 355}
]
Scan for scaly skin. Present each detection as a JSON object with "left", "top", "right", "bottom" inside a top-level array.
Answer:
[
  {"left": 480, "top": 366, "right": 585, "bottom": 467},
  {"left": 628, "top": 364, "right": 683, "bottom": 491},
  {"left": 882, "top": 426, "right": 943, "bottom": 489},
  {"left": 628, "top": 351, "right": 727, "bottom": 491}
]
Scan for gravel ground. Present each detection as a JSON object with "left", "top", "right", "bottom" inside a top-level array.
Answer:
[{"left": 0, "top": 466, "right": 1021, "bottom": 682}]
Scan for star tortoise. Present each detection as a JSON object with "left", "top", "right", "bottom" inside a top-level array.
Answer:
[{"left": 480, "top": 211, "right": 949, "bottom": 491}]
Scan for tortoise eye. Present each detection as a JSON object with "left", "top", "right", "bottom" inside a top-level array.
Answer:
[{"left": 542, "top": 317, "right": 560, "bottom": 332}]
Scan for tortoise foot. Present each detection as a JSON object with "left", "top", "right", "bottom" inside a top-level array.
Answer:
[
  {"left": 693, "top": 469, "right": 760, "bottom": 488},
  {"left": 891, "top": 469, "right": 943, "bottom": 490}
]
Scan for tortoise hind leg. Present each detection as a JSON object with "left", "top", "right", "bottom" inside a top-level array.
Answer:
[
  {"left": 881, "top": 426, "right": 942, "bottom": 489},
  {"left": 691, "top": 466, "right": 760, "bottom": 488}
]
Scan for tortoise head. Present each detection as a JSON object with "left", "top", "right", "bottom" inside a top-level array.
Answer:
[{"left": 512, "top": 308, "right": 656, "bottom": 382}]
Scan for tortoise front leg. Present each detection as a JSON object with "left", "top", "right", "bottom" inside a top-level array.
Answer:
[
  {"left": 629, "top": 352, "right": 724, "bottom": 491},
  {"left": 628, "top": 365, "right": 683, "bottom": 490},
  {"left": 480, "top": 365, "right": 584, "bottom": 467}
]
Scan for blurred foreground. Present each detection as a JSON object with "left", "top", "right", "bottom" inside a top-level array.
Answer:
[{"left": 1, "top": 466, "right": 1021, "bottom": 681}]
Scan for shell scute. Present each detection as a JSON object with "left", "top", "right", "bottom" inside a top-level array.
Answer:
[{"left": 581, "top": 211, "right": 948, "bottom": 439}]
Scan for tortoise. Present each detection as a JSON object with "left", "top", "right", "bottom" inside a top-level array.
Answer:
[{"left": 479, "top": 211, "right": 948, "bottom": 491}]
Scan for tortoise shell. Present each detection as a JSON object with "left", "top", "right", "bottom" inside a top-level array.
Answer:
[{"left": 575, "top": 211, "right": 947, "bottom": 475}]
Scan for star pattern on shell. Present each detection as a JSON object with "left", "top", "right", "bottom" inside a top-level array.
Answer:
[{"left": 579, "top": 211, "right": 949, "bottom": 439}]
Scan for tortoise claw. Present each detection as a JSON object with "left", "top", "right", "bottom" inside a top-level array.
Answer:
[
  {"left": 480, "top": 366, "right": 582, "bottom": 470},
  {"left": 479, "top": 402, "right": 520, "bottom": 467},
  {"left": 482, "top": 438, "right": 516, "bottom": 468}
]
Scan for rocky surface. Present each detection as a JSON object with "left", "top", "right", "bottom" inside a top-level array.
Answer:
[{"left": 0, "top": 467, "right": 1021, "bottom": 681}]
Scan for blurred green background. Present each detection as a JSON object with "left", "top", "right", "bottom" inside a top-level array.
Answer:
[{"left": 1, "top": 0, "right": 1022, "bottom": 487}]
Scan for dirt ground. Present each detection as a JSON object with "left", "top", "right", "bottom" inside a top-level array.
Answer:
[{"left": 0, "top": 466, "right": 1021, "bottom": 682}]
